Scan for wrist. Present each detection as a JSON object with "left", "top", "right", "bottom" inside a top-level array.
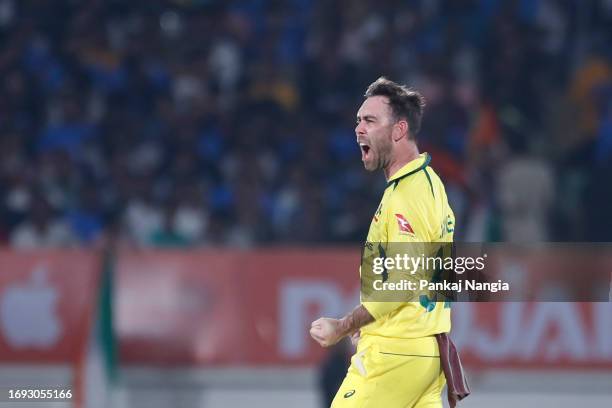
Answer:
[{"left": 338, "top": 316, "right": 354, "bottom": 338}]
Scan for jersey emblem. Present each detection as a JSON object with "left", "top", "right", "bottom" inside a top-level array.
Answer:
[
  {"left": 373, "top": 203, "right": 383, "bottom": 222},
  {"left": 446, "top": 215, "right": 454, "bottom": 233},
  {"left": 394, "top": 213, "right": 415, "bottom": 235}
]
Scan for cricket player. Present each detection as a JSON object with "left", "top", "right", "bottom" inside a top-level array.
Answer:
[{"left": 310, "top": 77, "right": 468, "bottom": 407}]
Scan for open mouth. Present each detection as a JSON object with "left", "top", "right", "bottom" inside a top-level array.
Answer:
[{"left": 359, "top": 143, "right": 371, "bottom": 160}]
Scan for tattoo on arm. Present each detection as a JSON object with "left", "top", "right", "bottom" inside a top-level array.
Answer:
[{"left": 339, "top": 305, "right": 375, "bottom": 337}]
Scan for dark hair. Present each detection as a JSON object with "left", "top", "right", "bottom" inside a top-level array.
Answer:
[{"left": 364, "top": 77, "right": 426, "bottom": 139}]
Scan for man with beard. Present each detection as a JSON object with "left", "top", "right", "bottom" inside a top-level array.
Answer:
[{"left": 310, "top": 77, "right": 469, "bottom": 407}]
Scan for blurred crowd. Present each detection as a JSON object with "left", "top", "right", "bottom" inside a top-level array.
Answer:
[{"left": 0, "top": 0, "right": 611, "bottom": 248}]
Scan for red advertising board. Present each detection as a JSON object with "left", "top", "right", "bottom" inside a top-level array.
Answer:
[
  {"left": 115, "top": 249, "right": 247, "bottom": 365},
  {"left": 115, "top": 249, "right": 612, "bottom": 369},
  {"left": 0, "top": 250, "right": 101, "bottom": 363},
  {"left": 240, "top": 249, "right": 361, "bottom": 365}
]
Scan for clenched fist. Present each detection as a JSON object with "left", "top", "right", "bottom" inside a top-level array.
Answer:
[{"left": 310, "top": 317, "right": 345, "bottom": 348}]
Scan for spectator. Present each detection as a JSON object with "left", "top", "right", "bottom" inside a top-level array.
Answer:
[
  {"left": 0, "top": 0, "right": 609, "bottom": 247},
  {"left": 10, "top": 192, "right": 76, "bottom": 249}
]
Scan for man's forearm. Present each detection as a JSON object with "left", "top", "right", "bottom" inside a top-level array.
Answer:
[{"left": 338, "top": 304, "right": 375, "bottom": 337}]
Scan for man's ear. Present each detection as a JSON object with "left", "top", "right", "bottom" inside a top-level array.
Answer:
[{"left": 392, "top": 120, "right": 409, "bottom": 142}]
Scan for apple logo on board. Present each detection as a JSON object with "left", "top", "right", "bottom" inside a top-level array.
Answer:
[{"left": 0, "top": 264, "right": 62, "bottom": 348}]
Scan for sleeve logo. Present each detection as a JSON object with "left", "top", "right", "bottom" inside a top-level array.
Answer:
[
  {"left": 394, "top": 213, "right": 415, "bottom": 235},
  {"left": 343, "top": 390, "right": 356, "bottom": 398}
]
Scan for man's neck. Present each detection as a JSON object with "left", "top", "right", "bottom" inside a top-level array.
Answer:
[{"left": 384, "top": 143, "right": 420, "bottom": 181}]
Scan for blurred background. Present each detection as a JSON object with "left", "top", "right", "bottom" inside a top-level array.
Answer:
[{"left": 0, "top": 0, "right": 610, "bottom": 407}]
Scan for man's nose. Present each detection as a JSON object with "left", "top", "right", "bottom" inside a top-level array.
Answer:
[{"left": 355, "top": 122, "right": 366, "bottom": 136}]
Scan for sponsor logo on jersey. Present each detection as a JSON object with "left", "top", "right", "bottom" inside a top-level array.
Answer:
[
  {"left": 373, "top": 203, "right": 383, "bottom": 222},
  {"left": 446, "top": 215, "right": 454, "bottom": 233},
  {"left": 394, "top": 213, "right": 415, "bottom": 235},
  {"left": 440, "top": 214, "right": 454, "bottom": 237}
]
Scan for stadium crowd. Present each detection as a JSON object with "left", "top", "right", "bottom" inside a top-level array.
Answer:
[{"left": 0, "top": 0, "right": 611, "bottom": 248}]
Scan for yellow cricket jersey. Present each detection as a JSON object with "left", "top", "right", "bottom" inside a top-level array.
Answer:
[{"left": 360, "top": 152, "right": 455, "bottom": 340}]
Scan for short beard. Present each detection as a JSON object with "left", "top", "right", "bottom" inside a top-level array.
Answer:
[{"left": 373, "top": 137, "right": 393, "bottom": 171}]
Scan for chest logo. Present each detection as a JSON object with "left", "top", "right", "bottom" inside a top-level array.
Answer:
[
  {"left": 394, "top": 213, "right": 415, "bottom": 235},
  {"left": 373, "top": 203, "right": 383, "bottom": 222}
]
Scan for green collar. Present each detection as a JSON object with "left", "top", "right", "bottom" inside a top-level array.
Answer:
[{"left": 386, "top": 153, "right": 431, "bottom": 188}]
